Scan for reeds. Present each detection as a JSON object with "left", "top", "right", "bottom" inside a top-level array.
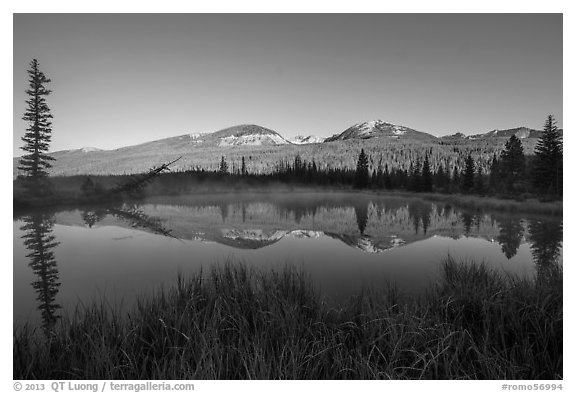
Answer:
[{"left": 14, "top": 258, "right": 562, "bottom": 380}]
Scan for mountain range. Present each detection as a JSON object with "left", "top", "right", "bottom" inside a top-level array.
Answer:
[{"left": 13, "top": 120, "right": 561, "bottom": 177}]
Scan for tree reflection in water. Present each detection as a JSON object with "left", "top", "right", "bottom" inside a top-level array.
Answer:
[
  {"left": 81, "top": 204, "right": 175, "bottom": 238},
  {"left": 20, "top": 214, "right": 61, "bottom": 334},
  {"left": 354, "top": 202, "right": 368, "bottom": 235},
  {"left": 496, "top": 218, "right": 525, "bottom": 259},
  {"left": 528, "top": 219, "right": 563, "bottom": 281}
]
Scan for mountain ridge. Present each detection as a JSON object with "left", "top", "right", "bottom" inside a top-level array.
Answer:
[
  {"left": 17, "top": 121, "right": 558, "bottom": 158},
  {"left": 13, "top": 121, "right": 558, "bottom": 177}
]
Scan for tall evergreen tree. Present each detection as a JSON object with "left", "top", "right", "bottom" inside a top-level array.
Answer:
[
  {"left": 532, "top": 115, "right": 563, "bottom": 197},
  {"left": 488, "top": 153, "right": 501, "bottom": 194},
  {"left": 451, "top": 167, "right": 460, "bottom": 193},
  {"left": 241, "top": 156, "right": 247, "bottom": 175},
  {"left": 462, "top": 154, "right": 475, "bottom": 193},
  {"left": 219, "top": 156, "right": 229, "bottom": 174},
  {"left": 435, "top": 163, "right": 450, "bottom": 192},
  {"left": 383, "top": 163, "right": 392, "bottom": 189},
  {"left": 354, "top": 149, "right": 369, "bottom": 189},
  {"left": 409, "top": 158, "right": 422, "bottom": 192},
  {"left": 500, "top": 135, "right": 526, "bottom": 194},
  {"left": 421, "top": 154, "right": 433, "bottom": 192},
  {"left": 18, "top": 59, "right": 55, "bottom": 189},
  {"left": 375, "top": 157, "right": 384, "bottom": 188},
  {"left": 474, "top": 167, "right": 485, "bottom": 195}
]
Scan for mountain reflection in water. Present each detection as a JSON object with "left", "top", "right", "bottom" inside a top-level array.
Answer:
[{"left": 14, "top": 193, "right": 562, "bottom": 329}]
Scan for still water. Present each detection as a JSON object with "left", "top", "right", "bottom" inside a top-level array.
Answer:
[{"left": 13, "top": 192, "right": 563, "bottom": 330}]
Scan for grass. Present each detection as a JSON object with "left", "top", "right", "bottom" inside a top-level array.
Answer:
[{"left": 14, "top": 258, "right": 562, "bottom": 380}]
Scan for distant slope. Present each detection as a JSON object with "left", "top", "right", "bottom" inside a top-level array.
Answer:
[
  {"left": 208, "top": 124, "right": 290, "bottom": 146},
  {"left": 441, "top": 127, "right": 563, "bottom": 141},
  {"left": 13, "top": 122, "right": 549, "bottom": 178},
  {"left": 469, "top": 127, "right": 542, "bottom": 140},
  {"left": 289, "top": 135, "right": 326, "bottom": 144},
  {"left": 113, "top": 124, "right": 289, "bottom": 153},
  {"left": 325, "top": 120, "right": 437, "bottom": 142}
]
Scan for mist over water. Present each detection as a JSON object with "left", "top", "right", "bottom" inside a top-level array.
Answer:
[{"left": 13, "top": 192, "right": 563, "bottom": 329}]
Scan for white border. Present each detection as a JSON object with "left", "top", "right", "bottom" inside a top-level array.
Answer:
[{"left": 3, "top": 2, "right": 572, "bottom": 392}]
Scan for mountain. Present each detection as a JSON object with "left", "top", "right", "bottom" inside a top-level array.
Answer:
[
  {"left": 468, "top": 127, "right": 543, "bottom": 140},
  {"left": 118, "top": 124, "right": 289, "bottom": 151},
  {"left": 13, "top": 121, "right": 552, "bottom": 178},
  {"left": 208, "top": 124, "right": 290, "bottom": 146},
  {"left": 441, "top": 126, "right": 563, "bottom": 141},
  {"left": 439, "top": 132, "right": 466, "bottom": 140},
  {"left": 325, "top": 120, "right": 437, "bottom": 142},
  {"left": 289, "top": 135, "right": 326, "bottom": 144}
]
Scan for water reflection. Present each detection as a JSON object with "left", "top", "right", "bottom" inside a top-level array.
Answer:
[
  {"left": 461, "top": 212, "right": 474, "bottom": 236},
  {"left": 14, "top": 194, "right": 563, "bottom": 330},
  {"left": 354, "top": 203, "right": 368, "bottom": 235},
  {"left": 70, "top": 197, "right": 564, "bottom": 264},
  {"left": 528, "top": 219, "right": 563, "bottom": 280},
  {"left": 219, "top": 202, "right": 229, "bottom": 223},
  {"left": 407, "top": 201, "right": 433, "bottom": 235},
  {"left": 497, "top": 218, "right": 525, "bottom": 259},
  {"left": 20, "top": 214, "right": 61, "bottom": 334},
  {"left": 81, "top": 204, "right": 174, "bottom": 238}
]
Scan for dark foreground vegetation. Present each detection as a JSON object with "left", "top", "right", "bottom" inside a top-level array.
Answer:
[{"left": 14, "top": 259, "right": 562, "bottom": 380}]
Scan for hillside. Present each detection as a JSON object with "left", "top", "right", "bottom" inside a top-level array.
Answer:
[
  {"left": 13, "top": 122, "right": 549, "bottom": 178},
  {"left": 289, "top": 135, "right": 326, "bottom": 144},
  {"left": 325, "top": 120, "right": 437, "bottom": 142}
]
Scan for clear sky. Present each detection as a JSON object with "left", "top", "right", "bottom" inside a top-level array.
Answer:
[{"left": 13, "top": 13, "right": 562, "bottom": 156}]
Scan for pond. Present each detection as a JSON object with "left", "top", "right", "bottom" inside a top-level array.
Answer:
[{"left": 13, "top": 192, "right": 563, "bottom": 331}]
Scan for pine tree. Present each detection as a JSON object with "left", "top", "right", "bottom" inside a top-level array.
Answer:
[
  {"left": 375, "top": 157, "right": 384, "bottom": 188},
  {"left": 532, "top": 115, "right": 562, "bottom": 197},
  {"left": 241, "top": 156, "right": 247, "bottom": 175},
  {"left": 462, "top": 154, "right": 475, "bottom": 193},
  {"left": 500, "top": 135, "right": 525, "bottom": 194},
  {"left": 219, "top": 156, "right": 229, "bottom": 174},
  {"left": 409, "top": 158, "right": 422, "bottom": 192},
  {"left": 474, "top": 167, "right": 485, "bottom": 195},
  {"left": 435, "top": 163, "right": 449, "bottom": 192},
  {"left": 354, "top": 149, "right": 369, "bottom": 189},
  {"left": 384, "top": 164, "right": 392, "bottom": 189},
  {"left": 489, "top": 154, "right": 500, "bottom": 194},
  {"left": 421, "top": 154, "right": 433, "bottom": 192},
  {"left": 451, "top": 167, "right": 460, "bottom": 193},
  {"left": 18, "top": 59, "right": 55, "bottom": 191}
]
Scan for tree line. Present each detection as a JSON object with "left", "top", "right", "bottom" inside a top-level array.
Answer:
[{"left": 213, "top": 115, "right": 562, "bottom": 199}]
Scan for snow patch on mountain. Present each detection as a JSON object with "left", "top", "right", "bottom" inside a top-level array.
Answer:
[
  {"left": 289, "top": 135, "right": 326, "bottom": 144},
  {"left": 392, "top": 125, "right": 407, "bottom": 135},
  {"left": 80, "top": 147, "right": 102, "bottom": 153},
  {"left": 218, "top": 133, "right": 289, "bottom": 147},
  {"left": 188, "top": 132, "right": 206, "bottom": 139}
]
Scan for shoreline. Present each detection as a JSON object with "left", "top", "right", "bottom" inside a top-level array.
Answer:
[{"left": 14, "top": 181, "right": 562, "bottom": 216}]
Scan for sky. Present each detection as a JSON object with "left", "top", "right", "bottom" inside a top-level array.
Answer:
[{"left": 13, "top": 13, "right": 563, "bottom": 156}]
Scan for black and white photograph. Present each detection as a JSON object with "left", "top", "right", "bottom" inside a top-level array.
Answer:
[{"left": 10, "top": 11, "right": 564, "bottom": 385}]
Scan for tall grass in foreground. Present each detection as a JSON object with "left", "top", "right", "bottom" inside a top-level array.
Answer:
[{"left": 14, "top": 258, "right": 562, "bottom": 380}]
